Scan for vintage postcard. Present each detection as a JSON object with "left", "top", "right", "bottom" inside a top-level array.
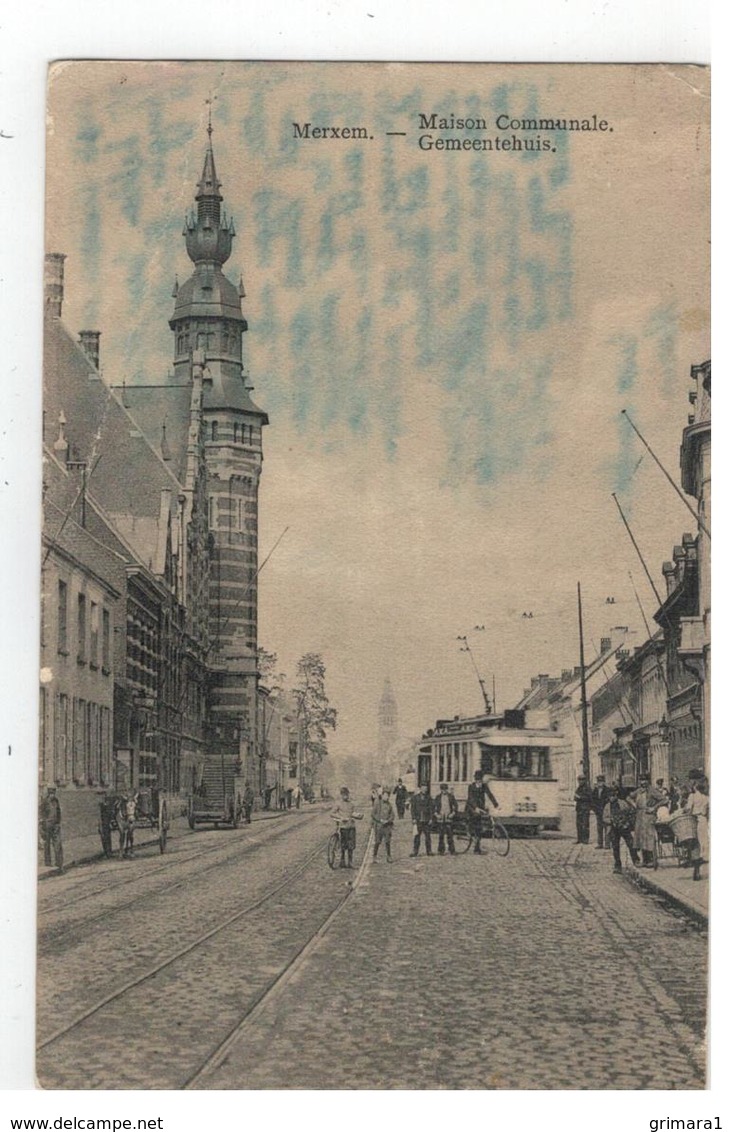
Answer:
[{"left": 38, "top": 61, "right": 709, "bottom": 1090}]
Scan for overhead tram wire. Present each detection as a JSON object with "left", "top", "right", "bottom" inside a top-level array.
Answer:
[
  {"left": 621, "top": 408, "right": 710, "bottom": 541},
  {"left": 611, "top": 493, "right": 675, "bottom": 701},
  {"left": 611, "top": 493, "right": 664, "bottom": 609},
  {"left": 456, "top": 634, "right": 492, "bottom": 713}
]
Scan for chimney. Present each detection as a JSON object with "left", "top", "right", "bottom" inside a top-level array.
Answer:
[
  {"left": 600, "top": 637, "right": 611, "bottom": 654},
  {"left": 44, "top": 253, "right": 66, "bottom": 318},
  {"left": 561, "top": 669, "right": 572, "bottom": 682},
  {"left": 53, "top": 411, "right": 69, "bottom": 462},
  {"left": 662, "top": 560, "right": 675, "bottom": 595},
  {"left": 78, "top": 330, "right": 101, "bottom": 371}
]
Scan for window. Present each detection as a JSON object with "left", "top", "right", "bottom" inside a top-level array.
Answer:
[
  {"left": 211, "top": 421, "right": 218, "bottom": 442},
  {"left": 90, "top": 602, "right": 99, "bottom": 667},
  {"left": 57, "top": 580, "right": 68, "bottom": 653},
  {"left": 102, "top": 608, "right": 111, "bottom": 672},
  {"left": 56, "top": 693, "right": 70, "bottom": 783},
  {"left": 73, "top": 698, "right": 86, "bottom": 782},
  {"left": 462, "top": 742, "right": 469, "bottom": 781},
  {"left": 77, "top": 594, "right": 87, "bottom": 663}
]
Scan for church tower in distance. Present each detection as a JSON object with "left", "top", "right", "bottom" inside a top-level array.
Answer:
[
  {"left": 170, "top": 122, "right": 268, "bottom": 775},
  {"left": 377, "top": 678, "right": 399, "bottom": 764}
]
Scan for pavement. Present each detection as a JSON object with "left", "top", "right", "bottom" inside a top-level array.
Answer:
[{"left": 623, "top": 857, "right": 709, "bottom": 924}]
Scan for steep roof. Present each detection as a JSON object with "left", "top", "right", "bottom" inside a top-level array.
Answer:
[
  {"left": 114, "top": 382, "right": 193, "bottom": 483},
  {"left": 44, "top": 313, "right": 183, "bottom": 573}
]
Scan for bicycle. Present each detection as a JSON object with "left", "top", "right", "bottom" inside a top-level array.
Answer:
[
  {"left": 454, "top": 810, "right": 510, "bottom": 856},
  {"left": 327, "top": 813, "right": 363, "bottom": 869},
  {"left": 327, "top": 825, "right": 342, "bottom": 869}
]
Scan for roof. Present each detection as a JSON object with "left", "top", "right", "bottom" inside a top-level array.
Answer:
[
  {"left": 116, "top": 383, "right": 193, "bottom": 482},
  {"left": 44, "top": 313, "right": 183, "bottom": 573}
]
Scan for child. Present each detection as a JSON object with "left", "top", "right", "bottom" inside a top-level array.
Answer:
[{"left": 331, "top": 786, "right": 363, "bottom": 868}]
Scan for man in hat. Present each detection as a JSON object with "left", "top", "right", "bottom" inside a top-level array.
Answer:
[
  {"left": 603, "top": 786, "right": 640, "bottom": 873},
  {"left": 630, "top": 774, "right": 665, "bottom": 867},
  {"left": 433, "top": 782, "right": 458, "bottom": 855},
  {"left": 39, "top": 786, "right": 64, "bottom": 871},
  {"left": 574, "top": 775, "right": 593, "bottom": 844},
  {"left": 409, "top": 782, "right": 434, "bottom": 857},
  {"left": 371, "top": 785, "right": 395, "bottom": 862},
  {"left": 591, "top": 774, "right": 611, "bottom": 848},
  {"left": 466, "top": 770, "right": 499, "bottom": 855},
  {"left": 393, "top": 778, "right": 408, "bottom": 819},
  {"left": 243, "top": 781, "right": 255, "bottom": 824},
  {"left": 98, "top": 790, "right": 116, "bottom": 858}
]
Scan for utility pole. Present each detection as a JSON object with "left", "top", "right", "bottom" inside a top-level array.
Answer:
[{"left": 577, "top": 582, "right": 591, "bottom": 783}]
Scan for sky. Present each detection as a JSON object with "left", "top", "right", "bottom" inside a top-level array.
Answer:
[{"left": 44, "top": 61, "right": 710, "bottom": 760}]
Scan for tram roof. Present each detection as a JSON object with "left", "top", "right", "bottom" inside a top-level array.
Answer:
[{"left": 478, "top": 732, "right": 564, "bottom": 749}]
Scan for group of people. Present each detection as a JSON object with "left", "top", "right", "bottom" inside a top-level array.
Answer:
[
  {"left": 330, "top": 769, "right": 501, "bottom": 867},
  {"left": 574, "top": 770, "right": 710, "bottom": 880}
]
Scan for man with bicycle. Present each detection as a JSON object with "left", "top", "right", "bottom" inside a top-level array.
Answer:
[
  {"left": 466, "top": 770, "right": 499, "bottom": 855},
  {"left": 331, "top": 785, "right": 362, "bottom": 868}
]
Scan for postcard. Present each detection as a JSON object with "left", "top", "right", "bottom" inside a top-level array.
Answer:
[{"left": 38, "top": 61, "right": 709, "bottom": 1090}]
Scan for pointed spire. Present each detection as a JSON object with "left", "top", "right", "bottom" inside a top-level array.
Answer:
[
  {"left": 172, "top": 275, "right": 179, "bottom": 298},
  {"left": 238, "top": 276, "right": 246, "bottom": 299},
  {"left": 196, "top": 109, "right": 222, "bottom": 214}
]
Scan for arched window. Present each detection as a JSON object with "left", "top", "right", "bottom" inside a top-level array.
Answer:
[{"left": 233, "top": 423, "right": 239, "bottom": 444}]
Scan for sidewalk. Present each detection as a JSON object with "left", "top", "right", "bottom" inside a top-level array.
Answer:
[
  {"left": 624, "top": 857, "right": 709, "bottom": 925},
  {"left": 38, "top": 805, "right": 295, "bottom": 880}
]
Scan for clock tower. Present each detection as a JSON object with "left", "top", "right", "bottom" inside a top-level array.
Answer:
[{"left": 170, "top": 122, "right": 268, "bottom": 777}]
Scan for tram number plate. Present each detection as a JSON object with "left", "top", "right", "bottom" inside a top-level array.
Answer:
[{"left": 514, "top": 802, "right": 538, "bottom": 812}]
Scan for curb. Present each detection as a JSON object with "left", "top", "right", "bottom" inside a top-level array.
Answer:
[{"left": 625, "top": 865, "right": 708, "bottom": 929}]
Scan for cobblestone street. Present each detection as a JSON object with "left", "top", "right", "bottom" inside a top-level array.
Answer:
[{"left": 37, "top": 811, "right": 707, "bottom": 1091}]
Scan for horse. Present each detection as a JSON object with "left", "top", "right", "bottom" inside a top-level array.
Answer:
[{"left": 116, "top": 794, "right": 138, "bottom": 858}]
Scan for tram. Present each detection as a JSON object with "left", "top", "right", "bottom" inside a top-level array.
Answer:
[{"left": 417, "top": 708, "right": 561, "bottom": 833}]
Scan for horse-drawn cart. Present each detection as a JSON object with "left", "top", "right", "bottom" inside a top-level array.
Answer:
[{"left": 99, "top": 788, "right": 170, "bottom": 858}]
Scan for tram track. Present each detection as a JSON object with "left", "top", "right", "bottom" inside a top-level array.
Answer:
[
  {"left": 182, "top": 828, "right": 374, "bottom": 1089},
  {"left": 37, "top": 832, "right": 331, "bottom": 1053},
  {"left": 37, "top": 825, "right": 374, "bottom": 1090},
  {"left": 40, "top": 810, "right": 301, "bottom": 916},
  {"left": 38, "top": 812, "right": 317, "bottom": 951},
  {"left": 519, "top": 838, "right": 706, "bottom": 1069}
]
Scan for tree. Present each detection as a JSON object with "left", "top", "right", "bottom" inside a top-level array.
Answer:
[
  {"left": 292, "top": 652, "right": 337, "bottom": 789},
  {"left": 257, "top": 647, "right": 286, "bottom": 692}
]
